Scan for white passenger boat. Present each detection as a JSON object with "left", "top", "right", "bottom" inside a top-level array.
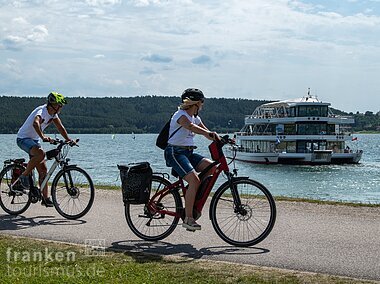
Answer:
[{"left": 228, "top": 90, "right": 362, "bottom": 164}]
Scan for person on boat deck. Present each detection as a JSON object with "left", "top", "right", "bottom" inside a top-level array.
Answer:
[
  {"left": 16, "top": 92, "right": 75, "bottom": 207},
  {"left": 164, "top": 88, "right": 220, "bottom": 231}
]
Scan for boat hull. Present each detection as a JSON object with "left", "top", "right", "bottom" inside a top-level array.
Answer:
[{"left": 226, "top": 149, "right": 362, "bottom": 165}]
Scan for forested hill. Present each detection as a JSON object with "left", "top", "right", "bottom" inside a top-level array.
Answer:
[
  {"left": 0, "top": 96, "right": 269, "bottom": 134},
  {"left": 1, "top": 96, "right": 378, "bottom": 134}
]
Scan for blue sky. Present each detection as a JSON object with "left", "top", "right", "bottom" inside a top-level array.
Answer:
[{"left": 1, "top": 0, "right": 379, "bottom": 112}]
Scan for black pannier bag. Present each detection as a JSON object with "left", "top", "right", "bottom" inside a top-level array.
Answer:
[{"left": 117, "top": 162, "right": 153, "bottom": 204}]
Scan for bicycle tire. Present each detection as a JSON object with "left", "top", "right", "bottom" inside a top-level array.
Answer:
[
  {"left": 0, "top": 164, "right": 31, "bottom": 215},
  {"left": 210, "top": 178, "right": 276, "bottom": 247},
  {"left": 51, "top": 166, "right": 95, "bottom": 220},
  {"left": 125, "top": 175, "right": 182, "bottom": 241}
]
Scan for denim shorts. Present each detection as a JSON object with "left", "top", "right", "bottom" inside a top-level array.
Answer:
[
  {"left": 16, "top": 138, "right": 41, "bottom": 155},
  {"left": 164, "top": 145, "right": 205, "bottom": 178}
]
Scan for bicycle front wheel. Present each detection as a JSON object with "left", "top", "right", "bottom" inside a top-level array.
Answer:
[
  {"left": 0, "top": 164, "right": 31, "bottom": 215},
  {"left": 125, "top": 175, "right": 182, "bottom": 241},
  {"left": 51, "top": 166, "right": 95, "bottom": 220},
  {"left": 210, "top": 178, "right": 276, "bottom": 247}
]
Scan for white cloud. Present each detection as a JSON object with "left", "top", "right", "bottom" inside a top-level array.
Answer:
[
  {"left": 85, "top": 0, "right": 121, "bottom": 6},
  {"left": 12, "top": 17, "right": 28, "bottom": 25},
  {"left": 2, "top": 35, "right": 27, "bottom": 50},
  {"left": 1, "top": 0, "right": 380, "bottom": 111},
  {"left": 130, "top": 0, "right": 163, "bottom": 7},
  {"left": 27, "top": 25, "right": 48, "bottom": 42}
]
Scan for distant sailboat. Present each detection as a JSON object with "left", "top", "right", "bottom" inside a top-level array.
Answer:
[
  {"left": 132, "top": 132, "right": 136, "bottom": 139},
  {"left": 111, "top": 134, "right": 116, "bottom": 140}
]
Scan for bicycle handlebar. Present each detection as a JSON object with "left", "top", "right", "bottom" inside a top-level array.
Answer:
[
  {"left": 219, "top": 135, "right": 236, "bottom": 146},
  {"left": 48, "top": 138, "right": 80, "bottom": 148}
]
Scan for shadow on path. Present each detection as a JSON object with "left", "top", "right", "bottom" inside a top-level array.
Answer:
[
  {"left": 109, "top": 240, "right": 269, "bottom": 262},
  {"left": 0, "top": 214, "right": 86, "bottom": 231}
]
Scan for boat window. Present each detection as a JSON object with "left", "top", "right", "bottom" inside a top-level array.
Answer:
[
  {"left": 286, "top": 142, "right": 296, "bottom": 153},
  {"left": 327, "top": 124, "right": 335, "bottom": 134},
  {"left": 321, "top": 106, "right": 328, "bottom": 117},
  {"left": 297, "top": 123, "right": 327, "bottom": 135},
  {"left": 327, "top": 142, "right": 344, "bottom": 153},
  {"left": 297, "top": 141, "right": 307, "bottom": 153},
  {"left": 297, "top": 106, "right": 327, "bottom": 117},
  {"left": 319, "top": 141, "right": 327, "bottom": 150},
  {"left": 289, "top": 107, "right": 296, "bottom": 117},
  {"left": 284, "top": 124, "right": 296, "bottom": 135}
]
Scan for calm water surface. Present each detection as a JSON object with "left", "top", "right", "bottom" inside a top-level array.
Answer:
[{"left": 1, "top": 134, "right": 379, "bottom": 204}]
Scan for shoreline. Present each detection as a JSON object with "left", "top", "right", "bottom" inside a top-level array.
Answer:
[{"left": 93, "top": 186, "right": 380, "bottom": 207}]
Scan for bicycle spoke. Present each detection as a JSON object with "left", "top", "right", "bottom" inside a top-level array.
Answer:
[
  {"left": 0, "top": 164, "right": 31, "bottom": 215},
  {"left": 125, "top": 176, "right": 181, "bottom": 241},
  {"left": 52, "top": 167, "right": 94, "bottom": 219},
  {"left": 211, "top": 179, "right": 276, "bottom": 246}
]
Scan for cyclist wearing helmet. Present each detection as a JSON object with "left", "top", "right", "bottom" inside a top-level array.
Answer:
[
  {"left": 16, "top": 92, "right": 74, "bottom": 207},
  {"left": 164, "top": 88, "right": 220, "bottom": 231}
]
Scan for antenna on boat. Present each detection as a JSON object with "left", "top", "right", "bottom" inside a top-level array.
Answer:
[{"left": 305, "top": 87, "right": 313, "bottom": 101}]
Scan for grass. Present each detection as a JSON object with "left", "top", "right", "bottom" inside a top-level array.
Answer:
[
  {"left": 0, "top": 235, "right": 375, "bottom": 284},
  {"left": 273, "top": 196, "right": 380, "bottom": 207}
]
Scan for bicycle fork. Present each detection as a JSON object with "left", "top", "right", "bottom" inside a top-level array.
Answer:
[{"left": 226, "top": 173, "right": 247, "bottom": 215}]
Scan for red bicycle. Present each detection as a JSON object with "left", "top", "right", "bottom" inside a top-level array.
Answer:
[{"left": 125, "top": 135, "right": 276, "bottom": 247}]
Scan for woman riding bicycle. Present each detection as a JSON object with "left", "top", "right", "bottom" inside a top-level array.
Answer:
[
  {"left": 16, "top": 92, "right": 75, "bottom": 207},
  {"left": 164, "top": 88, "right": 219, "bottom": 231}
]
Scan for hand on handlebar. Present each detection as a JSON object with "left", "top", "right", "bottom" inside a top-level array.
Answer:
[
  {"left": 220, "top": 135, "right": 236, "bottom": 145},
  {"left": 42, "top": 136, "right": 52, "bottom": 143},
  {"left": 66, "top": 138, "right": 80, "bottom": 147},
  {"left": 208, "top": 131, "right": 221, "bottom": 142}
]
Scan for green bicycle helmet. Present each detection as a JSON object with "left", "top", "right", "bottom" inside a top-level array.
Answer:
[{"left": 47, "top": 92, "right": 67, "bottom": 106}]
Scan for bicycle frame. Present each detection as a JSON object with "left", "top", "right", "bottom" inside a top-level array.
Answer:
[
  {"left": 148, "top": 138, "right": 239, "bottom": 218},
  {"left": 10, "top": 140, "right": 73, "bottom": 193}
]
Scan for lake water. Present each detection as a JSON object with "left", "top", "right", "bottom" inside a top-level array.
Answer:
[{"left": 1, "top": 134, "right": 379, "bottom": 204}]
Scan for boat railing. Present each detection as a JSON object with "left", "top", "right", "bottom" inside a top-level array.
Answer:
[{"left": 236, "top": 132, "right": 351, "bottom": 136}]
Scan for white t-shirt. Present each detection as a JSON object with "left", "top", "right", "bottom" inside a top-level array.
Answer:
[
  {"left": 167, "top": 109, "right": 202, "bottom": 146},
  {"left": 17, "top": 104, "right": 58, "bottom": 140}
]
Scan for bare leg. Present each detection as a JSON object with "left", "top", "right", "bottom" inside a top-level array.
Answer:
[
  {"left": 183, "top": 171, "right": 201, "bottom": 218},
  {"left": 196, "top": 158, "right": 214, "bottom": 176},
  {"left": 35, "top": 161, "right": 48, "bottom": 198},
  {"left": 22, "top": 147, "right": 45, "bottom": 176}
]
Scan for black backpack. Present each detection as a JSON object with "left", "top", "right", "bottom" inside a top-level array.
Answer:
[{"left": 156, "top": 116, "right": 182, "bottom": 150}]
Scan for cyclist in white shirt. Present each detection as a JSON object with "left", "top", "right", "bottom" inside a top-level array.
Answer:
[
  {"left": 165, "top": 88, "right": 220, "bottom": 231},
  {"left": 16, "top": 92, "right": 74, "bottom": 207}
]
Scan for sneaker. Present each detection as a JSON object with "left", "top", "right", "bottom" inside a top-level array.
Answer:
[
  {"left": 41, "top": 197, "right": 54, "bottom": 207},
  {"left": 182, "top": 217, "right": 201, "bottom": 231},
  {"left": 18, "top": 175, "right": 30, "bottom": 191}
]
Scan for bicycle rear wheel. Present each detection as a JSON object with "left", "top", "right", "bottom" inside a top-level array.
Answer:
[
  {"left": 51, "top": 166, "right": 95, "bottom": 220},
  {"left": 210, "top": 178, "right": 276, "bottom": 247},
  {"left": 125, "top": 175, "right": 182, "bottom": 241},
  {"left": 0, "top": 164, "right": 31, "bottom": 215}
]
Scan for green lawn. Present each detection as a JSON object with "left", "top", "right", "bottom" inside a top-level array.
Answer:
[{"left": 0, "top": 235, "right": 374, "bottom": 284}]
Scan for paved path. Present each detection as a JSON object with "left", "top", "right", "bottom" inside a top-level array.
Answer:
[{"left": 1, "top": 189, "right": 380, "bottom": 281}]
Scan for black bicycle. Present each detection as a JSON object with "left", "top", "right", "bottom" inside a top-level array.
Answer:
[{"left": 0, "top": 139, "right": 95, "bottom": 219}]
